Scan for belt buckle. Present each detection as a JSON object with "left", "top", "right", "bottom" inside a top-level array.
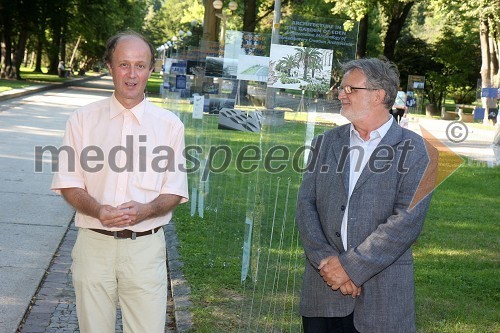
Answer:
[
  {"left": 113, "top": 231, "right": 124, "bottom": 239},
  {"left": 113, "top": 230, "right": 136, "bottom": 240}
]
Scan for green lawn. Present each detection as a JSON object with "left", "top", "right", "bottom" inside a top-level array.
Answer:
[
  {"left": 164, "top": 105, "right": 499, "bottom": 332},
  {"left": 0, "top": 66, "right": 102, "bottom": 92},
  {"left": 414, "top": 162, "right": 499, "bottom": 333}
]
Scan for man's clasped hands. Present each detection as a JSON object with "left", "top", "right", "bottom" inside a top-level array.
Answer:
[{"left": 319, "top": 256, "right": 362, "bottom": 298}]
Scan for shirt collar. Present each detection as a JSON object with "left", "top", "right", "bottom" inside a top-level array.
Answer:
[
  {"left": 350, "top": 116, "right": 394, "bottom": 143},
  {"left": 109, "top": 93, "right": 146, "bottom": 125}
]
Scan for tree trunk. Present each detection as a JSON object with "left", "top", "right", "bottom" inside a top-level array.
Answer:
[
  {"left": 34, "top": 36, "right": 43, "bottom": 73},
  {"left": 1, "top": 24, "right": 15, "bottom": 79},
  {"left": 60, "top": 26, "right": 67, "bottom": 64},
  {"left": 479, "top": 19, "right": 497, "bottom": 125},
  {"left": 48, "top": 25, "right": 62, "bottom": 75},
  {"left": 202, "top": 0, "right": 219, "bottom": 42},
  {"left": 383, "top": 1, "right": 414, "bottom": 61},
  {"left": 356, "top": 15, "right": 368, "bottom": 59},
  {"left": 243, "top": 0, "right": 257, "bottom": 32},
  {"left": 14, "top": 30, "right": 29, "bottom": 80}
]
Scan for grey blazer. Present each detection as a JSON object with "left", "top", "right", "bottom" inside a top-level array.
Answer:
[{"left": 296, "top": 121, "right": 438, "bottom": 333}]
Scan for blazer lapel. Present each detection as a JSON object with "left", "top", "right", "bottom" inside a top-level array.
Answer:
[
  {"left": 330, "top": 124, "right": 351, "bottom": 196},
  {"left": 352, "top": 121, "right": 403, "bottom": 193}
]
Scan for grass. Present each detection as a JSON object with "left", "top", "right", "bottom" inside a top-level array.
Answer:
[
  {"left": 414, "top": 162, "right": 500, "bottom": 333},
  {"left": 146, "top": 72, "right": 163, "bottom": 97},
  {"left": 160, "top": 102, "right": 499, "bottom": 332},
  {"left": 0, "top": 66, "right": 103, "bottom": 92}
]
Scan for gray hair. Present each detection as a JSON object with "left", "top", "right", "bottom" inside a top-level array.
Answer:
[
  {"left": 341, "top": 57, "right": 400, "bottom": 109},
  {"left": 103, "top": 30, "right": 155, "bottom": 70}
]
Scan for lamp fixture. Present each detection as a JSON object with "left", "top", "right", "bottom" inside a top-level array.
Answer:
[
  {"left": 213, "top": 0, "right": 223, "bottom": 10},
  {"left": 228, "top": 1, "right": 237, "bottom": 11}
]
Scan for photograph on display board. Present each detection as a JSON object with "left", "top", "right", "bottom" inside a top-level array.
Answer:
[
  {"left": 186, "top": 60, "right": 205, "bottom": 76},
  {"left": 202, "top": 80, "right": 219, "bottom": 94},
  {"left": 267, "top": 44, "right": 333, "bottom": 92},
  {"left": 413, "top": 81, "right": 425, "bottom": 89},
  {"left": 204, "top": 57, "right": 224, "bottom": 77},
  {"left": 205, "top": 57, "right": 238, "bottom": 78},
  {"left": 175, "top": 75, "right": 187, "bottom": 89},
  {"left": 163, "top": 58, "right": 174, "bottom": 74},
  {"left": 170, "top": 61, "right": 187, "bottom": 75},
  {"left": 223, "top": 58, "right": 238, "bottom": 78},
  {"left": 221, "top": 80, "right": 235, "bottom": 94},
  {"left": 218, "top": 109, "right": 262, "bottom": 133},
  {"left": 237, "top": 55, "right": 269, "bottom": 82},
  {"left": 206, "top": 97, "right": 235, "bottom": 114}
]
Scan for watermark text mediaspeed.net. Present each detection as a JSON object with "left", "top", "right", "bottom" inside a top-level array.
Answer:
[{"left": 35, "top": 134, "right": 421, "bottom": 180}]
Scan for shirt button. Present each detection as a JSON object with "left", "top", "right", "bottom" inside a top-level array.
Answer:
[
  {"left": 341, "top": 205, "right": 346, "bottom": 211},
  {"left": 335, "top": 232, "right": 341, "bottom": 237}
]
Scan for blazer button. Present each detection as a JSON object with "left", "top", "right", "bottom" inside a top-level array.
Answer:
[
  {"left": 341, "top": 205, "right": 346, "bottom": 211},
  {"left": 335, "top": 232, "right": 341, "bottom": 237}
]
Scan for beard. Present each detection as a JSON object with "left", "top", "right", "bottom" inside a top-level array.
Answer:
[{"left": 340, "top": 105, "right": 371, "bottom": 123}]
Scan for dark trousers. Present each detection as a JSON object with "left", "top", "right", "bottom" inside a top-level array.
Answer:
[{"left": 302, "top": 313, "right": 360, "bottom": 333}]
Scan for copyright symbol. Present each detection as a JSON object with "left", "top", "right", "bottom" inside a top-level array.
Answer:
[{"left": 446, "top": 121, "right": 468, "bottom": 143}]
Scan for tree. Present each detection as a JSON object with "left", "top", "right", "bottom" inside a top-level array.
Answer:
[
  {"left": 327, "top": 0, "right": 415, "bottom": 60},
  {"left": 429, "top": 0, "right": 499, "bottom": 124},
  {"left": 394, "top": 35, "right": 446, "bottom": 113},
  {"left": 276, "top": 54, "right": 297, "bottom": 75},
  {"left": 294, "top": 47, "right": 322, "bottom": 80}
]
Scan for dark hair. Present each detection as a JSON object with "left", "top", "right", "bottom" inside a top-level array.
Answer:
[
  {"left": 103, "top": 30, "right": 155, "bottom": 69},
  {"left": 341, "top": 57, "right": 400, "bottom": 109}
]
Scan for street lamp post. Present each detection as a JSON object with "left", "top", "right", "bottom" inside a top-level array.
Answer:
[{"left": 213, "top": 0, "right": 237, "bottom": 46}]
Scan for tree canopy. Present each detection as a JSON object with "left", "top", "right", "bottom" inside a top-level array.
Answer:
[{"left": 0, "top": 0, "right": 496, "bottom": 121}]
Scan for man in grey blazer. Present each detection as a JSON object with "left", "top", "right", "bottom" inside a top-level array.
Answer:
[{"left": 296, "top": 58, "right": 438, "bottom": 333}]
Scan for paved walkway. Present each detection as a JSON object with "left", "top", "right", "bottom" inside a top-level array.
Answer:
[{"left": 0, "top": 77, "right": 497, "bottom": 333}]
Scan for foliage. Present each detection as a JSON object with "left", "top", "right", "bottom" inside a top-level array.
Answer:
[
  {"left": 393, "top": 35, "right": 446, "bottom": 109},
  {"left": 142, "top": 0, "right": 205, "bottom": 48},
  {"left": 394, "top": 2, "right": 482, "bottom": 109},
  {"left": 435, "top": 28, "right": 481, "bottom": 104},
  {"left": 428, "top": 0, "right": 499, "bottom": 116}
]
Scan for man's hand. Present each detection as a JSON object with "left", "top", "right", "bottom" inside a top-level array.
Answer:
[
  {"left": 115, "top": 201, "right": 148, "bottom": 226},
  {"left": 61, "top": 188, "right": 182, "bottom": 229},
  {"left": 98, "top": 204, "right": 132, "bottom": 228},
  {"left": 318, "top": 256, "right": 361, "bottom": 297},
  {"left": 318, "top": 256, "right": 352, "bottom": 290},
  {"left": 339, "top": 280, "right": 362, "bottom": 298}
]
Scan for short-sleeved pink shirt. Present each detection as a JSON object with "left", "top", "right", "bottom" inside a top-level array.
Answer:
[{"left": 52, "top": 94, "right": 189, "bottom": 232}]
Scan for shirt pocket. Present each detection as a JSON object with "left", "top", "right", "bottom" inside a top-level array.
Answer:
[{"left": 134, "top": 169, "right": 162, "bottom": 193}]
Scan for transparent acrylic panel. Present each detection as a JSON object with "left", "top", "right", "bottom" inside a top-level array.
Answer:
[{"left": 161, "top": 15, "right": 358, "bottom": 332}]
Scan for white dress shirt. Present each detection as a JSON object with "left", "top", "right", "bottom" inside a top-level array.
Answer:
[{"left": 341, "top": 116, "right": 394, "bottom": 250}]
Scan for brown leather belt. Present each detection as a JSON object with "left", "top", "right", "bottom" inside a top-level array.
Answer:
[{"left": 89, "top": 226, "right": 161, "bottom": 240}]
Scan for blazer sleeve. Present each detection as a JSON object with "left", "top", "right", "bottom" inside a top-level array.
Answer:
[{"left": 339, "top": 143, "right": 438, "bottom": 286}]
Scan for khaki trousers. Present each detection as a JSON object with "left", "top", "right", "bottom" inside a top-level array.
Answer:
[{"left": 71, "top": 227, "right": 167, "bottom": 333}]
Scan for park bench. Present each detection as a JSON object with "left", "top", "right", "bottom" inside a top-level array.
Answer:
[
  {"left": 442, "top": 104, "right": 476, "bottom": 122},
  {"left": 455, "top": 104, "right": 475, "bottom": 122}
]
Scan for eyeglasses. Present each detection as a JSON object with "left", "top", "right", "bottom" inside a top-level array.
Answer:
[{"left": 338, "top": 85, "right": 377, "bottom": 94}]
